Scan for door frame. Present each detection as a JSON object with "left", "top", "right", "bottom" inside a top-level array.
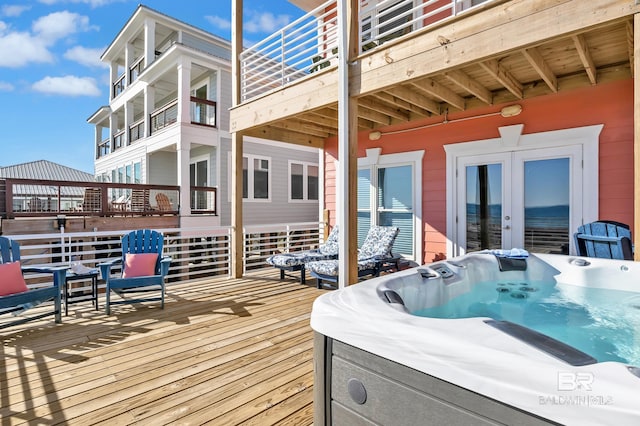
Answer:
[{"left": 444, "top": 124, "right": 602, "bottom": 258}]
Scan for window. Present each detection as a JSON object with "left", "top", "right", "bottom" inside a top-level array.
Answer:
[
  {"left": 289, "top": 161, "right": 319, "bottom": 202},
  {"left": 358, "top": 149, "right": 423, "bottom": 260},
  {"left": 236, "top": 154, "right": 271, "bottom": 201},
  {"left": 134, "top": 162, "right": 141, "bottom": 184},
  {"left": 190, "top": 157, "right": 209, "bottom": 209}
]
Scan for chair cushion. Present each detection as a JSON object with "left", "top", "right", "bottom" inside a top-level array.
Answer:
[
  {"left": 359, "top": 226, "right": 399, "bottom": 258},
  {"left": 0, "top": 261, "right": 28, "bottom": 296},
  {"left": 122, "top": 253, "right": 158, "bottom": 278}
]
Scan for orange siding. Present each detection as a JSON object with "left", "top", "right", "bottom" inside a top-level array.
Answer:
[{"left": 324, "top": 79, "right": 634, "bottom": 263}]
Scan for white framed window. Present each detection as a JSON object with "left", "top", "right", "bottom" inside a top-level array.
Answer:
[
  {"left": 357, "top": 148, "right": 424, "bottom": 260},
  {"left": 231, "top": 154, "right": 271, "bottom": 202},
  {"left": 288, "top": 161, "right": 319, "bottom": 202},
  {"left": 190, "top": 155, "right": 209, "bottom": 209}
]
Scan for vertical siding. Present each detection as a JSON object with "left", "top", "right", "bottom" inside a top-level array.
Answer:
[{"left": 324, "top": 79, "right": 634, "bottom": 264}]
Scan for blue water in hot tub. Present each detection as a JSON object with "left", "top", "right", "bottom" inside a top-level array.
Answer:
[{"left": 413, "top": 280, "right": 640, "bottom": 365}]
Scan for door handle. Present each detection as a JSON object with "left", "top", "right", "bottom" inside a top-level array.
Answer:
[{"left": 503, "top": 225, "right": 511, "bottom": 230}]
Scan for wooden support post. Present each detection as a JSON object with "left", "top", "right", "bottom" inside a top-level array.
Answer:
[{"left": 231, "top": 0, "right": 244, "bottom": 277}]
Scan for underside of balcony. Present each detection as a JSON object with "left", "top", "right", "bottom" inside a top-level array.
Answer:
[{"left": 230, "top": 0, "right": 637, "bottom": 147}]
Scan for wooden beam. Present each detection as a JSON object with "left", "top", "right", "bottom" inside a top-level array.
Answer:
[
  {"left": 386, "top": 85, "right": 441, "bottom": 115},
  {"left": 522, "top": 46, "right": 558, "bottom": 92},
  {"left": 371, "top": 91, "right": 431, "bottom": 119},
  {"left": 357, "top": 105, "right": 392, "bottom": 125},
  {"left": 572, "top": 34, "right": 597, "bottom": 85},
  {"left": 410, "top": 78, "right": 465, "bottom": 111},
  {"left": 358, "top": 96, "right": 410, "bottom": 121},
  {"left": 479, "top": 59, "right": 524, "bottom": 100},
  {"left": 443, "top": 69, "right": 492, "bottom": 105},
  {"left": 244, "top": 126, "right": 324, "bottom": 148},
  {"left": 634, "top": 13, "right": 640, "bottom": 260},
  {"left": 269, "top": 119, "right": 331, "bottom": 138}
]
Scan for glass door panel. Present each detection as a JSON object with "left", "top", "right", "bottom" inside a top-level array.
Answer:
[
  {"left": 522, "top": 158, "right": 570, "bottom": 254},
  {"left": 465, "top": 163, "right": 503, "bottom": 252}
]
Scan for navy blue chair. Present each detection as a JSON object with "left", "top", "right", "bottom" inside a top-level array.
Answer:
[
  {"left": 574, "top": 221, "right": 633, "bottom": 260},
  {"left": 99, "top": 229, "right": 171, "bottom": 315},
  {"left": 0, "top": 236, "right": 64, "bottom": 329}
]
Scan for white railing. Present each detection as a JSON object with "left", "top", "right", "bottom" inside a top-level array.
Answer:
[
  {"left": 8, "top": 222, "right": 323, "bottom": 296},
  {"left": 243, "top": 222, "right": 325, "bottom": 273},
  {"left": 239, "top": 0, "right": 493, "bottom": 102}
]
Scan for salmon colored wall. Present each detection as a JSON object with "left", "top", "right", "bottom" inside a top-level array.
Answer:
[{"left": 324, "top": 79, "right": 634, "bottom": 264}]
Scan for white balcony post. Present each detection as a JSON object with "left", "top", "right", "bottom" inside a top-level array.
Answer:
[
  {"left": 144, "top": 85, "right": 155, "bottom": 137},
  {"left": 109, "top": 62, "right": 118, "bottom": 101},
  {"left": 177, "top": 60, "right": 192, "bottom": 124},
  {"left": 144, "top": 18, "right": 156, "bottom": 68},
  {"left": 124, "top": 100, "right": 133, "bottom": 146},
  {"left": 177, "top": 141, "right": 191, "bottom": 217},
  {"left": 94, "top": 125, "right": 101, "bottom": 159}
]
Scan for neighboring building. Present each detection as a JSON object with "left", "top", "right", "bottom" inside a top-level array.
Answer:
[
  {"left": 87, "top": 5, "right": 320, "bottom": 228},
  {"left": 229, "top": 0, "right": 639, "bottom": 269},
  {"left": 0, "top": 160, "right": 94, "bottom": 212}
]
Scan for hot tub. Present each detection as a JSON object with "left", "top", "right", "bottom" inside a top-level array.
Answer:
[{"left": 310, "top": 253, "right": 640, "bottom": 425}]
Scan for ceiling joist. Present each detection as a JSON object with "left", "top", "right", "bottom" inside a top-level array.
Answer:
[
  {"left": 443, "top": 69, "right": 493, "bottom": 105},
  {"left": 410, "top": 78, "right": 466, "bottom": 111},
  {"left": 479, "top": 59, "right": 524, "bottom": 99},
  {"left": 386, "top": 86, "right": 441, "bottom": 115},
  {"left": 522, "top": 47, "right": 558, "bottom": 93},
  {"left": 572, "top": 34, "right": 597, "bottom": 85}
]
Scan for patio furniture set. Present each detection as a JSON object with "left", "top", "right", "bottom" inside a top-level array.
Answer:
[{"left": 0, "top": 229, "right": 171, "bottom": 329}]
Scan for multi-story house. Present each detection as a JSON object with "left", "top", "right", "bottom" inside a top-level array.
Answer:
[
  {"left": 229, "top": 0, "right": 640, "bottom": 283},
  {"left": 88, "top": 5, "right": 320, "bottom": 230}
]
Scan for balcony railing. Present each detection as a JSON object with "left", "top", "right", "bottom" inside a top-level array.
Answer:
[
  {"left": 129, "top": 118, "right": 145, "bottom": 143},
  {"left": 239, "top": 0, "right": 493, "bottom": 102},
  {"left": 150, "top": 100, "right": 178, "bottom": 134},
  {"left": 190, "top": 97, "right": 216, "bottom": 127},
  {"left": 0, "top": 178, "right": 218, "bottom": 219},
  {"left": 129, "top": 57, "right": 144, "bottom": 84},
  {"left": 113, "top": 129, "right": 126, "bottom": 151},
  {"left": 113, "top": 73, "right": 126, "bottom": 98},
  {"left": 97, "top": 137, "right": 110, "bottom": 159}
]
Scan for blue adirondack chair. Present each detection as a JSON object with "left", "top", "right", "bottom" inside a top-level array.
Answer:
[
  {"left": 574, "top": 221, "right": 633, "bottom": 260},
  {"left": 0, "top": 236, "right": 64, "bottom": 329},
  {"left": 99, "top": 229, "right": 171, "bottom": 315}
]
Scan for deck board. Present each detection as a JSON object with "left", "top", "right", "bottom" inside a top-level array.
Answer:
[{"left": 0, "top": 270, "right": 323, "bottom": 425}]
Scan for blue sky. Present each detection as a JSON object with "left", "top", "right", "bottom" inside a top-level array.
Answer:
[{"left": 0, "top": 0, "right": 303, "bottom": 173}]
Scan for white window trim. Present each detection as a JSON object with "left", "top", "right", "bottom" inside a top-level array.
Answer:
[
  {"left": 288, "top": 160, "right": 319, "bottom": 203},
  {"left": 357, "top": 148, "right": 424, "bottom": 261},
  {"left": 227, "top": 153, "right": 272, "bottom": 203},
  {"left": 444, "top": 124, "right": 602, "bottom": 258}
]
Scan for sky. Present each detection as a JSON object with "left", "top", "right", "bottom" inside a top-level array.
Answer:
[{"left": 0, "top": 0, "right": 304, "bottom": 173}]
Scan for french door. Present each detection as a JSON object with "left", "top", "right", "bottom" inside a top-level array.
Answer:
[{"left": 456, "top": 145, "right": 582, "bottom": 255}]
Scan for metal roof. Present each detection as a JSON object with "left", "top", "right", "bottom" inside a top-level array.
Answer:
[{"left": 0, "top": 160, "right": 94, "bottom": 181}]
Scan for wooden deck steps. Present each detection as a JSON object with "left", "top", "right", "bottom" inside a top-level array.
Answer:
[{"left": 1, "top": 271, "right": 323, "bottom": 425}]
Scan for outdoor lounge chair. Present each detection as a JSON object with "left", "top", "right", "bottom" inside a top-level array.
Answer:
[
  {"left": 574, "top": 220, "right": 633, "bottom": 260},
  {"left": 266, "top": 225, "right": 339, "bottom": 284},
  {"left": 99, "top": 229, "right": 172, "bottom": 315},
  {"left": 0, "top": 236, "right": 64, "bottom": 329},
  {"left": 307, "top": 225, "right": 400, "bottom": 289}
]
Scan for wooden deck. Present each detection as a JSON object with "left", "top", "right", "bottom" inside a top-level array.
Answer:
[{"left": 1, "top": 270, "right": 323, "bottom": 425}]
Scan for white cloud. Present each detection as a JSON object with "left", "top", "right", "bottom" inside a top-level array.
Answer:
[
  {"left": 205, "top": 15, "right": 231, "bottom": 31},
  {"left": 2, "top": 5, "right": 31, "bottom": 17},
  {"left": 245, "top": 11, "right": 291, "bottom": 34},
  {"left": 0, "top": 81, "right": 14, "bottom": 91},
  {"left": 32, "top": 11, "right": 93, "bottom": 42},
  {"left": 64, "top": 46, "right": 107, "bottom": 68},
  {"left": 0, "top": 31, "right": 53, "bottom": 67},
  {"left": 32, "top": 75, "right": 100, "bottom": 96}
]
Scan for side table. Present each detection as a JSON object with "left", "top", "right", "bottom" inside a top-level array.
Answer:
[{"left": 64, "top": 269, "right": 100, "bottom": 316}]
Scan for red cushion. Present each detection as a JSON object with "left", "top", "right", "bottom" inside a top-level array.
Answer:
[
  {"left": 0, "top": 261, "right": 28, "bottom": 296},
  {"left": 122, "top": 253, "right": 158, "bottom": 278}
]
